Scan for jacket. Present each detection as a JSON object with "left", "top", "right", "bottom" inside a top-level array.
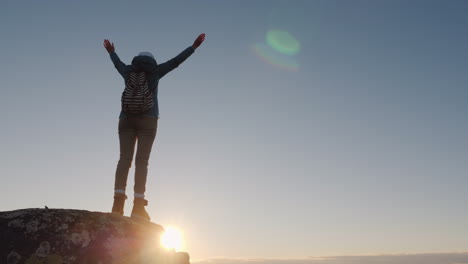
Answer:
[{"left": 109, "top": 46, "right": 194, "bottom": 119}]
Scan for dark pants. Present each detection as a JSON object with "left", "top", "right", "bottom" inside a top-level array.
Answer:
[{"left": 114, "top": 116, "right": 158, "bottom": 195}]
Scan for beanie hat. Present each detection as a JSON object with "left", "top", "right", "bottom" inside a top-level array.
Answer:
[{"left": 138, "top": 51, "right": 154, "bottom": 58}]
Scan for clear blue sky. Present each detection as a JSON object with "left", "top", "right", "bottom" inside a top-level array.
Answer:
[{"left": 1, "top": 0, "right": 468, "bottom": 261}]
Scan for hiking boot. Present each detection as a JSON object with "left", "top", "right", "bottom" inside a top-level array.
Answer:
[
  {"left": 131, "top": 198, "right": 151, "bottom": 221},
  {"left": 111, "top": 193, "right": 127, "bottom": 215}
]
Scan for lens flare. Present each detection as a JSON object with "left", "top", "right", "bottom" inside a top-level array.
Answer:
[
  {"left": 252, "top": 29, "right": 301, "bottom": 71},
  {"left": 252, "top": 42, "right": 299, "bottom": 71},
  {"left": 161, "top": 227, "right": 183, "bottom": 252},
  {"left": 266, "top": 30, "right": 300, "bottom": 55}
]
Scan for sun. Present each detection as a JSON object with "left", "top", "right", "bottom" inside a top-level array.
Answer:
[{"left": 161, "top": 227, "right": 184, "bottom": 252}]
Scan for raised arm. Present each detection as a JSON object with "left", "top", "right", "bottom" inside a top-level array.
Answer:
[
  {"left": 104, "top": 39, "right": 127, "bottom": 77},
  {"left": 158, "top": 34, "right": 206, "bottom": 78}
]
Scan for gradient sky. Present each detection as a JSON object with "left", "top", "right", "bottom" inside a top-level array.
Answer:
[{"left": 1, "top": 0, "right": 468, "bottom": 261}]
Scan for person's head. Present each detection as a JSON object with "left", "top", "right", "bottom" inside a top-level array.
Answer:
[
  {"left": 138, "top": 51, "right": 154, "bottom": 58},
  {"left": 132, "top": 51, "right": 157, "bottom": 71}
]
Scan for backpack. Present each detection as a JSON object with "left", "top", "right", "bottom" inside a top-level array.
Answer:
[{"left": 121, "top": 72, "right": 154, "bottom": 114}]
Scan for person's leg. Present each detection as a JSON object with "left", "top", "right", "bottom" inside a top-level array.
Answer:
[
  {"left": 131, "top": 116, "right": 157, "bottom": 221},
  {"left": 112, "top": 117, "right": 137, "bottom": 214},
  {"left": 133, "top": 116, "right": 158, "bottom": 196}
]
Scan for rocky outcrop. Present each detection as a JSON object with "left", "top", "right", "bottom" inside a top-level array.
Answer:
[{"left": 0, "top": 208, "right": 189, "bottom": 264}]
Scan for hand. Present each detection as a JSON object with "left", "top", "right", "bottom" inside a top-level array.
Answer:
[
  {"left": 103, "top": 39, "right": 115, "bottom": 53},
  {"left": 192, "top": 33, "right": 206, "bottom": 50}
]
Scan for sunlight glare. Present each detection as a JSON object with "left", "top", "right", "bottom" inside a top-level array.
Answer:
[{"left": 161, "top": 227, "right": 184, "bottom": 252}]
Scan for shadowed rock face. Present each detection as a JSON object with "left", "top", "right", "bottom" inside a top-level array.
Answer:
[{"left": 0, "top": 208, "right": 189, "bottom": 264}]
